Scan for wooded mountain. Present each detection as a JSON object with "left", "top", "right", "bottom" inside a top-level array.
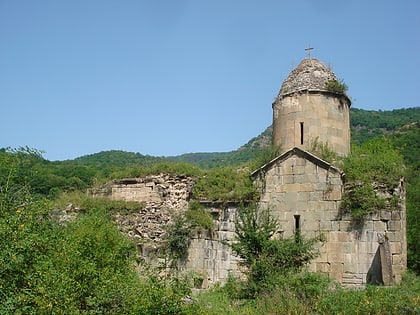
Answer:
[{"left": 163, "top": 107, "right": 420, "bottom": 168}]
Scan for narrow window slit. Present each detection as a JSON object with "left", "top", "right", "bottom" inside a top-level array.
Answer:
[
  {"left": 294, "top": 215, "right": 301, "bottom": 242},
  {"left": 300, "top": 122, "right": 304, "bottom": 145}
]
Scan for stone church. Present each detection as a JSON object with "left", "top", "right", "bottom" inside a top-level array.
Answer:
[
  {"left": 91, "top": 57, "right": 407, "bottom": 288},
  {"left": 250, "top": 57, "right": 406, "bottom": 286}
]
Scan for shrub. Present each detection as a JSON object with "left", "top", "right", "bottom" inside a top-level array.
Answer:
[
  {"left": 325, "top": 79, "right": 348, "bottom": 94},
  {"left": 192, "top": 167, "right": 257, "bottom": 202},
  {"left": 342, "top": 137, "right": 405, "bottom": 220},
  {"left": 232, "top": 206, "right": 323, "bottom": 297}
]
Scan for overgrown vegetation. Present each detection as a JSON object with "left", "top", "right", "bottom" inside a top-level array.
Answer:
[
  {"left": 0, "top": 177, "right": 195, "bottom": 313},
  {"left": 165, "top": 201, "right": 216, "bottom": 264},
  {"left": 193, "top": 271, "right": 420, "bottom": 314},
  {"left": 309, "top": 137, "right": 339, "bottom": 163},
  {"left": 1, "top": 108, "right": 420, "bottom": 312},
  {"left": 231, "top": 206, "right": 323, "bottom": 297},
  {"left": 192, "top": 166, "right": 257, "bottom": 202},
  {"left": 341, "top": 137, "right": 405, "bottom": 220},
  {"left": 325, "top": 79, "right": 348, "bottom": 94}
]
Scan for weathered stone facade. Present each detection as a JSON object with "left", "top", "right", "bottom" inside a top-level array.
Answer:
[
  {"left": 89, "top": 175, "right": 242, "bottom": 288},
  {"left": 272, "top": 59, "right": 351, "bottom": 156},
  {"left": 251, "top": 147, "right": 407, "bottom": 286},
  {"left": 184, "top": 205, "right": 242, "bottom": 288},
  {"left": 89, "top": 174, "right": 195, "bottom": 244}
]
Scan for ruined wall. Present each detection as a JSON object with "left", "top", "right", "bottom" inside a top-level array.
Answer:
[
  {"left": 89, "top": 175, "right": 194, "bottom": 245},
  {"left": 184, "top": 205, "right": 242, "bottom": 288},
  {"left": 91, "top": 168, "right": 406, "bottom": 288},
  {"left": 89, "top": 175, "right": 241, "bottom": 288},
  {"left": 255, "top": 152, "right": 406, "bottom": 286}
]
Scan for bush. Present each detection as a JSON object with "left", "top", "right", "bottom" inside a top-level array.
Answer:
[
  {"left": 192, "top": 167, "right": 257, "bottom": 202},
  {"left": 325, "top": 79, "right": 348, "bottom": 94},
  {"left": 342, "top": 137, "right": 405, "bottom": 220},
  {"left": 232, "top": 206, "right": 323, "bottom": 297}
]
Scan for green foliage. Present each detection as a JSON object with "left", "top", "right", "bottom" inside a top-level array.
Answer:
[
  {"left": 192, "top": 166, "right": 257, "bottom": 202},
  {"left": 194, "top": 272, "right": 420, "bottom": 315},
  {"left": 407, "top": 177, "right": 420, "bottom": 274},
  {"left": 165, "top": 202, "right": 215, "bottom": 264},
  {"left": 0, "top": 187, "right": 194, "bottom": 313},
  {"left": 186, "top": 201, "right": 215, "bottom": 230},
  {"left": 342, "top": 183, "right": 386, "bottom": 221},
  {"left": 342, "top": 137, "right": 404, "bottom": 220},
  {"left": 249, "top": 145, "right": 282, "bottom": 170},
  {"left": 232, "top": 206, "right": 322, "bottom": 297},
  {"left": 316, "top": 272, "right": 420, "bottom": 315},
  {"left": 0, "top": 189, "right": 57, "bottom": 313},
  {"left": 309, "top": 138, "right": 339, "bottom": 164},
  {"left": 343, "top": 137, "right": 405, "bottom": 185},
  {"left": 135, "top": 275, "right": 197, "bottom": 315},
  {"left": 30, "top": 210, "right": 141, "bottom": 313},
  {"left": 350, "top": 107, "right": 420, "bottom": 144},
  {"left": 340, "top": 137, "right": 404, "bottom": 221},
  {"left": 165, "top": 213, "right": 192, "bottom": 263},
  {"left": 325, "top": 79, "right": 348, "bottom": 94}
]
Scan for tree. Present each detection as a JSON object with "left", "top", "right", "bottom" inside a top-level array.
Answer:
[{"left": 232, "top": 206, "right": 322, "bottom": 297}]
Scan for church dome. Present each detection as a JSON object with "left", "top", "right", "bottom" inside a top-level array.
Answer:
[{"left": 277, "top": 58, "right": 341, "bottom": 98}]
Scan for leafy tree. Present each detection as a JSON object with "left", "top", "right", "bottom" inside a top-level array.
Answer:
[{"left": 232, "top": 206, "right": 322, "bottom": 297}]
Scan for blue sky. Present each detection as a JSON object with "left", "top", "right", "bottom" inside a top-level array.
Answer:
[{"left": 1, "top": 1, "right": 419, "bottom": 161}]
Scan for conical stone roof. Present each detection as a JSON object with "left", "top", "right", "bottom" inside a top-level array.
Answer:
[{"left": 277, "top": 58, "right": 340, "bottom": 98}]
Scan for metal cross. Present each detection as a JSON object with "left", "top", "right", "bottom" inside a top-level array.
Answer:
[{"left": 305, "top": 46, "right": 314, "bottom": 59}]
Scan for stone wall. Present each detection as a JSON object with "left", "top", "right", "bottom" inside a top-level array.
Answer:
[
  {"left": 89, "top": 175, "right": 242, "bottom": 288},
  {"left": 254, "top": 149, "right": 407, "bottom": 286},
  {"left": 184, "top": 205, "right": 242, "bottom": 288},
  {"left": 89, "top": 174, "right": 195, "bottom": 245},
  {"left": 90, "top": 168, "right": 406, "bottom": 288},
  {"left": 272, "top": 92, "right": 351, "bottom": 156}
]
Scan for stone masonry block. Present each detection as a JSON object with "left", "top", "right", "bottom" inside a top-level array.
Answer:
[
  {"left": 320, "top": 210, "right": 337, "bottom": 221},
  {"left": 363, "top": 220, "right": 374, "bottom": 231},
  {"left": 293, "top": 174, "right": 305, "bottom": 184},
  {"left": 342, "top": 242, "right": 353, "bottom": 254},
  {"left": 339, "top": 221, "right": 351, "bottom": 231},
  {"left": 392, "top": 254, "right": 403, "bottom": 265},
  {"left": 300, "top": 183, "right": 315, "bottom": 191},
  {"left": 320, "top": 220, "right": 332, "bottom": 231},
  {"left": 373, "top": 221, "right": 387, "bottom": 231},
  {"left": 309, "top": 191, "right": 323, "bottom": 201},
  {"left": 386, "top": 231, "right": 402, "bottom": 242},
  {"left": 391, "top": 211, "right": 401, "bottom": 220},
  {"left": 388, "top": 221, "right": 402, "bottom": 231},
  {"left": 282, "top": 175, "right": 295, "bottom": 184},
  {"left": 380, "top": 210, "right": 392, "bottom": 221},
  {"left": 330, "top": 262, "right": 344, "bottom": 273},
  {"left": 297, "top": 192, "right": 310, "bottom": 201},
  {"left": 357, "top": 241, "right": 367, "bottom": 255},
  {"left": 343, "top": 254, "right": 357, "bottom": 273},
  {"left": 326, "top": 189, "right": 342, "bottom": 201},
  {"left": 390, "top": 242, "right": 402, "bottom": 254},
  {"left": 327, "top": 243, "right": 343, "bottom": 262},
  {"left": 294, "top": 157, "right": 307, "bottom": 166},
  {"left": 331, "top": 221, "right": 340, "bottom": 231},
  {"left": 329, "top": 176, "right": 343, "bottom": 185},
  {"left": 293, "top": 166, "right": 305, "bottom": 174}
]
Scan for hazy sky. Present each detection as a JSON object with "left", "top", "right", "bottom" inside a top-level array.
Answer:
[{"left": 1, "top": 1, "right": 419, "bottom": 161}]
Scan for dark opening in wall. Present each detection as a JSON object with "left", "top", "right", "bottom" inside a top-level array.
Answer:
[
  {"left": 300, "top": 122, "right": 304, "bottom": 145},
  {"left": 294, "top": 215, "right": 301, "bottom": 242}
]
